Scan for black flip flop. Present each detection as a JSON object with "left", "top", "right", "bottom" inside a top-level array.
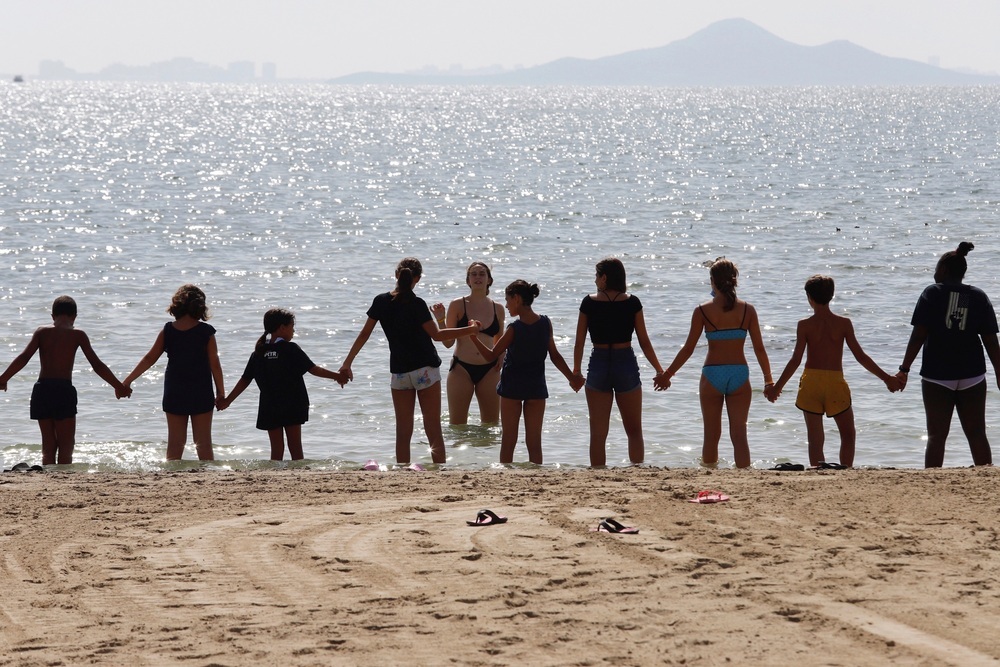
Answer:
[
  {"left": 467, "top": 509, "right": 508, "bottom": 526},
  {"left": 771, "top": 462, "right": 805, "bottom": 471},
  {"left": 596, "top": 518, "right": 639, "bottom": 534}
]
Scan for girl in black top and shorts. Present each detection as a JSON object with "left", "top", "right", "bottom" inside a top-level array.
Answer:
[
  {"left": 897, "top": 242, "right": 1000, "bottom": 467},
  {"left": 340, "top": 258, "right": 478, "bottom": 465},
  {"left": 573, "top": 258, "right": 665, "bottom": 467}
]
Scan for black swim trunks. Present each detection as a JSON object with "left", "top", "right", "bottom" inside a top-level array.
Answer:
[{"left": 29, "top": 379, "right": 78, "bottom": 421}]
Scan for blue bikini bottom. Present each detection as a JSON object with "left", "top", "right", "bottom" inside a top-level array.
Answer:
[{"left": 702, "top": 364, "right": 749, "bottom": 396}]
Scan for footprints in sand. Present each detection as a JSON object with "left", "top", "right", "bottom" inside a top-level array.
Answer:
[{"left": 3, "top": 470, "right": 1000, "bottom": 664}]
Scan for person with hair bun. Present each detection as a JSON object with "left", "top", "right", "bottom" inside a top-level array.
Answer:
[
  {"left": 123, "top": 284, "right": 226, "bottom": 461},
  {"left": 897, "top": 242, "right": 1000, "bottom": 467},
  {"left": 340, "top": 258, "right": 479, "bottom": 465},
  {"left": 660, "top": 258, "right": 772, "bottom": 468},
  {"left": 468, "top": 280, "right": 583, "bottom": 464}
]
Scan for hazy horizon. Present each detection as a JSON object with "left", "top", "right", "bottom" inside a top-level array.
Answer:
[{"left": 3, "top": 1, "right": 1000, "bottom": 80}]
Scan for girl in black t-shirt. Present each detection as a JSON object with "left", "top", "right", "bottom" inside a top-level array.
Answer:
[
  {"left": 219, "top": 308, "right": 348, "bottom": 461},
  {"left": 339, "top": 258, "right": 478, "bottom": 465},
  {"left": 897, "top": 242, "right": 1000, "bottom": 467}
]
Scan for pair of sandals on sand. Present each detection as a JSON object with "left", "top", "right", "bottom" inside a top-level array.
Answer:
[
  {"left": 465, "top": 509, "right": 640, "bottom": 534},
  {"left": 771, "top": 461, "right": 847, "bottom": 471},
  {"left": 3, "top": 462, "right": 45, "bottom": 473}
]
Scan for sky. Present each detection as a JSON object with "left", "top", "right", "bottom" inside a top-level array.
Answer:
[{"left": 2, "top": 0, "right": 1000, "bottom": 79}]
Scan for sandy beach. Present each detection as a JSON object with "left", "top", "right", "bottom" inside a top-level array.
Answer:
[{"left": 1, "top": 466, "right": 999, "bottom": 666}]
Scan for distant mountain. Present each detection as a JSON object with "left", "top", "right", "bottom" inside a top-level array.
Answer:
[{"left": 331, "top": 18, "right": 1000, "bottom": 86}]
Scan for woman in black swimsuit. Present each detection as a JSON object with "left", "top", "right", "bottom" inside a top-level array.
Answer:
[{"left": 433, "top": 262, "right": 505, "bottom": 424}]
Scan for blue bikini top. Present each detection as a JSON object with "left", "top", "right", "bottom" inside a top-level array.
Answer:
[{"left": 700, "top": 304, "right": 748, "bottom": 341}]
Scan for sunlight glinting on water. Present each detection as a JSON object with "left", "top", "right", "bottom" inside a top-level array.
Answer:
[{"left": 1, "top": 83, "right": 998, "bottom": 470}]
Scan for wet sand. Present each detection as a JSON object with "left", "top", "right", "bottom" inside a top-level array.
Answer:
[{"left": 1, "top": 466, "right": 999, "bottom": 666}]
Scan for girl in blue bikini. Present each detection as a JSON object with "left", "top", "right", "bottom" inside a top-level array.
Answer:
[{"left": 660, "top": 259, "right": 773, "bottom": 468}]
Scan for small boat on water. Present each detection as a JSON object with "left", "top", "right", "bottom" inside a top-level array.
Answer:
[{"left": 13, "top": 75, "right": 24, "bottom": 83}]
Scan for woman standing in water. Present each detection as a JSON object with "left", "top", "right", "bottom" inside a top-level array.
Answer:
[
  {"left": 660, "top": 259, "right": 772, "bottom": 468},
  {"left": 896, "top": 242, "right": 1000, "bottom": 467},
  {"left": 433, "top": 262, "right": 505, "bottom": 425},
  {"left": 572, "top": 258, "right": 665, "bottom": 467}
]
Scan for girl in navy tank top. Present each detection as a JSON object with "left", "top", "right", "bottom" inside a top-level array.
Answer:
[{"left": 468, "top": 280, "right": 583, "bottom": 464}]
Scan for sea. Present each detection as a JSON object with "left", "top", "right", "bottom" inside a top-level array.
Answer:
[{"left": 1, "top": 82, "right": 998, "bottom": 471}]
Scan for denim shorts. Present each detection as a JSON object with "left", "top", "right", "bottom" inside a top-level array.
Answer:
[
  {"left": 390, "top": 366, "right": 441, "bottom": 391},
  {"left": 585, "top": 347, "right": 641, "bottom": 393}
]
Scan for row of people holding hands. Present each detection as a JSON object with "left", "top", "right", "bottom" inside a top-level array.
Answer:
[{"left": 3, "top": 243, "right": 996, "bottom": 469}]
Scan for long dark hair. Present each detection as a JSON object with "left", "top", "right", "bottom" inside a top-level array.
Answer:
[
  {"left": 392, "top": 257, "right": 422, "bottom": 302},
  {"left": 710, "top": 258, "right": 739, "bottom": 311},
  {"left": 596, "top": 258, "right": 627, "bottom": 292},
  {"left": 934, "top": 242, "right": 974, "bottom": 283},
  {"left": 505, "top": 280, "right": 540, "bottom": 306},
  {"left": 256, "top": 308, "right": 295, "bottom": 351}
]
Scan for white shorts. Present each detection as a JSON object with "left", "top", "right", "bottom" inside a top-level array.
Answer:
[
  {"left": 390, "top": 366, "right": 441, "bottom": 391},
  {"left": 922, "top": 373, "right": 986, "bottom": 391}
]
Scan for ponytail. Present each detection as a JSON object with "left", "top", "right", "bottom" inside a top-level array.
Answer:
[
  {"left": 392, "top": 257, "right": 422, "bottom": 302},
  {"left": 256, "top": 308, "right": 295, "bottom": 351},
  {"left": 710, "top": 258, "right": 739, "bottom": 311}
]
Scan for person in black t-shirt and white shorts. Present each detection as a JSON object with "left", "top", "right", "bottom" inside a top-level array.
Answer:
[{"left": 897, "top": 242, "right": 1000, "bottom": 467}]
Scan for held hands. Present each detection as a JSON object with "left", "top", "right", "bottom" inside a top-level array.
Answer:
[
  {"left": 653, "top": 371, "right": 671, "bottom": 391},
  {"left": 338, "top": 365, "right": 354, "bottom": 383},
  {"left": 569, "top": 372, "right": 585, "bottom": 393},
  {"left": 467, "top": 319, "right": 483, "bottom": 334},
  {"left": 890, "top": 372, "right": 907, "bottom": 392},
  {"left": 763, "top": 383, "right": 780, "bottom": 403},
  {"left": 115, "top": 383, "right": 132, "bottom": 400},
  {"left": 333, "top": 370, "right": 350, "bottom": 388}
]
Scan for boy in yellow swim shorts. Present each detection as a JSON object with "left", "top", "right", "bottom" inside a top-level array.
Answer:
[{"left": 765, "top": 276, "right": 901, "bottom": 467}]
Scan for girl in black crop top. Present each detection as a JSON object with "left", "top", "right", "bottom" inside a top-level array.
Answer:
[
  {"left": 433, "top": 262, "right": 506, "bottom": 425},
  {"left": 572, "top": 258, "right": 666, "bottom": 467}
]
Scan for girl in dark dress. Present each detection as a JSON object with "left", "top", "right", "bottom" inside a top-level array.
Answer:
[
  {"left": 219, "top": 309, "right": 348, "bottom": 461},
  {"left": 469, "top": 280, "right": 583, "bottom": 464},
  {"left": 124, "top": 285, "right": 225, "bottom": 461}
]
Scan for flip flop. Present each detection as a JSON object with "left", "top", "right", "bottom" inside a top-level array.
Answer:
[
  {"left": 816, "top": 461, "right": 847, "bottom": 470},
  {"left": 406, "top": 463, "right": 426, "bottom": 471},
  {"left": 361, "top": 459, "right": 381, "bottom": 471},
  {"left": 688, "top": 490, "right": 730, "bottom": 504},
  {"left": 466, "top": 509, "right": 507, "bottom": 526},
  {"left": 771, "top": 462, "right": 805, "bottom": 471},
  {"left": 4, "top": 462, "right": 35, "bottom": 473},
  {"left": 594, "top": 518, "right": 639, "bottom": 534}
]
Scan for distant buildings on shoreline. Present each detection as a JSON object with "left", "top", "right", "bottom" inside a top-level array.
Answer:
[{"left": 25, "top": 58, "right": 279, "bottom": 83}]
